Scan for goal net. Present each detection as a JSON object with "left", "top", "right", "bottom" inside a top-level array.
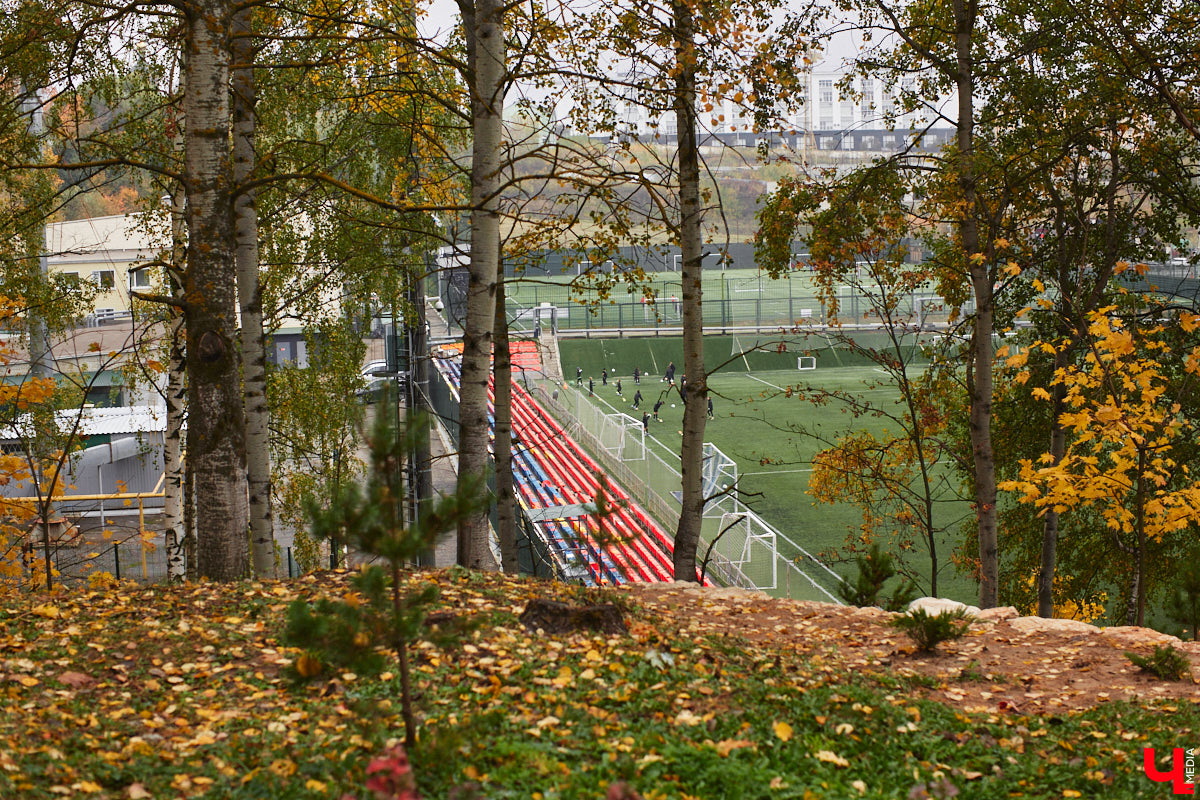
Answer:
[{"left": 731, "top": 334, "right": 758, "bottom": 371}]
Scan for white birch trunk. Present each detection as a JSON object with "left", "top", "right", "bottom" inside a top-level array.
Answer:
[
  {"left": 456, "top": 0, "right": 504, "bottom": 571},
  {"left": 232, "top": 5, "right": 275, "bottom": 577},
  {"left": 185, "top": 0, "right": 250, "bottom": 580},
  {"left": 163, "top": 319, "right": 187, "bottom": 581}
]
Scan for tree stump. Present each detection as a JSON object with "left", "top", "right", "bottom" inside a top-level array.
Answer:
[{"left": 519, "top": 598, "right": 627, "bottom": 635}]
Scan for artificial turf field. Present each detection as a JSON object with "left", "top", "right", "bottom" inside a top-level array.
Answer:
[{"left": 558, "top": 335, "right": 978, "bottom": 604}]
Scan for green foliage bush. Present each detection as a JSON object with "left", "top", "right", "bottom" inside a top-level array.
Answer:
[
  {"left": 1125, "top": 644, "right": 1193, "bottom": 682},
  {"left": 892, "top": 607, "right": 973, "bottom": 652},
  {"left": 838, "top": 542, "right": 920, "bottom": 611},
  {"left": 283, "top": 580, "right": 389, "bottom": 677}
]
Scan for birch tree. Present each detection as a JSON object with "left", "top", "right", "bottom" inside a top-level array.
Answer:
[
  {"left": 557, "top": 0, "right": 798, "bottom": 580},
  {"left": 455, "top": 0, "right": 505, "bottom": 570},
  {"left": 232, "top": 4, "right": 274, "bottom": 576},
  {"left": 183, "top": 0, "right": 249, "bottom": 579}
]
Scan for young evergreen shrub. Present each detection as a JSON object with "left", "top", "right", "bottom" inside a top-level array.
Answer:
[
  {"left": 283, "top": 585, "right": 388, "bottom": 677},
  {"left": 1125, "top": 644, "right": 1193, "bottom": 681},
  {"left": 282, "top": 391, "right": 485, "bottom": 748},
  {"left": 892, "top": 607, "right": 973, "bottom": 652},
  {"left": 837, "top": 542, "right": 920, "bottom": 611}
]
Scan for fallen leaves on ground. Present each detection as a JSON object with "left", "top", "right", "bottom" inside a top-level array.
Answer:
[{"left": 0, "top": 569, "right": 1196, "bottom": 799}]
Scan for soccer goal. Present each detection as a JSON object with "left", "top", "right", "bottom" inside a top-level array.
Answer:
[
  {"left": 731, "top": 334, "right": 758, "bottom": 371},
  {"left": 797, "top": 356, "right": 817, "bottom": 371}
]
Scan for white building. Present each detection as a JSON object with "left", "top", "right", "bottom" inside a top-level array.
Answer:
[
  {"left": 40, "top": 212, "right": 334, "bottom": 367},
  {"left": 601, "top": 60, "right": 955, "bottom": 154},
  {"left": 44, "top": 212, "right": 167, "bottom": 325}
]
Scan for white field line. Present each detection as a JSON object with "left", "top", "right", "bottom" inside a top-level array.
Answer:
[{"left": 745, "top": 373, "right": 786, "bottom": 392}]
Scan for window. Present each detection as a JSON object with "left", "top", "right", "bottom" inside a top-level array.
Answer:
[
  {"left": 92, "top": 270, "right": 115, "bottom": 290},
  {"left": 818, "top": 79, "right": 833, "bottom": 105},
  {"left": 885, "top": 91, "right": 898, "bottom": 116},
  {"left": 884, "top": 134, "right": 899, "bottom": 150},
  {"left": 861, "top": 79, "right": 874, "bottom": 118},
  {"left": 819, "top": 136, "right": 837, "bottom": 150},
  {"left": 861, "top": 135, "right": 878, "bottom": 150},
  {"left": 129, "top": 267, "right": 152, "bottom": 290}
]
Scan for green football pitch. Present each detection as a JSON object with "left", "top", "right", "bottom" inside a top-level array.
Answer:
[{"left": 558, "top": 336, "right": 978, "bottom": 604}]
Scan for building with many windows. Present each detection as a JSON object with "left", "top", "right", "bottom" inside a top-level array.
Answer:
[
  {"left": 598, "top": 60, "right": 955, "bottom": 156},
  {"left": 38, "top": 211, "right": 320, "bottom": 366}
]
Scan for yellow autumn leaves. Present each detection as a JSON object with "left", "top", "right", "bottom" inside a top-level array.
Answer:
[
  {"left": 769, "top": 718, "right": 856, "bottom": 770},
  {"left": 1000, "top": 308, "right": 1200, "bottom": 542}
]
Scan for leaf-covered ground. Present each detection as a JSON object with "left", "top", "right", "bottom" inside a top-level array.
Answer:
[{"left": 1, "top": 569, "right": 1196, "bottom": 799}]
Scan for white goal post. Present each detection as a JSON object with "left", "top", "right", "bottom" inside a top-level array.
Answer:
[{"left": 797, "top": 356, "right": 817, "bottom": 371}]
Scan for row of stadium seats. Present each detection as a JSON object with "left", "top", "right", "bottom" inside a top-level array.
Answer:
[
  {"left": 437, "top": 359, "right": 617, "bottom": 583},
  {"left": 435, "top": 356, "right": 697, "bottom": 585}
]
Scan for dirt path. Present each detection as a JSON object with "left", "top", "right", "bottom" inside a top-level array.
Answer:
[{"left": 622, "top": 582, "right": 1200, "bottom": 714}]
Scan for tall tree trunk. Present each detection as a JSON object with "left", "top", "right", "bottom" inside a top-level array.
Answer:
[
  {"left": 232, "top": 4, "right": 274, "bottom": 577},
  {"left": 1037, "top": 377, "right": 1069, "bottom": 617},
  {"left": 455, "top": 0, "right": 504, "bottom": 571},
  {"left": 1133, "top": 449, "right": 1148, "bottom": 626},
  {"left": 184, "top": 0, "right": 250, "bottom": 580},
  {"left": 184, "top": 456, "right": 198, "bottom": 580},
  {"left": 164, "top": 190, "right": 188, "bottom": 582},
  {"left": 1124, "top": 568, "right": 1140, "bottom": 627},
  {"left": 162, "top": 52, "right": 189, "bottom": 583},
  {"left": 411, "top": 279, "right": 434, "bottom": 552},
  {"left": 951, "top": 0, "right": 998, "bottom": 608},
  {"left": 492, "top": 281, "right": 518, "bottom": 572},
  {"left": 1039, "top": 127, "right": 1126, "bottom": 615},
  {"left": 163, "top": 312, "right": 187, "bottom": 581},
  {"left": 670, "top": 0, "right": 706, "bottom": 582}
]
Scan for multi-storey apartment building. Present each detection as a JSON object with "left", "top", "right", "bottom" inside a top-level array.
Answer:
[{"left": 601, "top": 61, "right": 955, "bottom": 155}]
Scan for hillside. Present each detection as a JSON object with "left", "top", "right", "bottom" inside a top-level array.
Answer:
[{"left": 1, "top": 569, "right": 1196, "bottom": 799}]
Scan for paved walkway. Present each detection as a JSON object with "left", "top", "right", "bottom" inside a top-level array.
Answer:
[
  {"left": 425, "top": 418, "right": 460, "bottom": 567},
  {"left": 537, "top": 330, "right": 564, "bottom": 384}
]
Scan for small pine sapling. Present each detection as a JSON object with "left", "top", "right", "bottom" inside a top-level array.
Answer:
[
  {"left": 892, "top": 607, "right": 974, "bottom": 652},
  {"left": 1125, "top": 644, "right": 1193, "bottom": 682},
  {"left": 284, "top": 393, "right": 485, "bottom": 749},
  {"left": 837, "top": 542, "right": 920, "bottom": 611}
]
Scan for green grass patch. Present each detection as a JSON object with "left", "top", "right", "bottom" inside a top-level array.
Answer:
[{"left": 556, "top": 337, "right": 976, "bottom": 603}]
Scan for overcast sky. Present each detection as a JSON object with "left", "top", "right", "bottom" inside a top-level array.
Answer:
[{"left": 416, "top": 0, "right": 864, "bottom": 69}]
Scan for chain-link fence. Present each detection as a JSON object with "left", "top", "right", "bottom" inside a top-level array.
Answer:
[{"left": 504, "top": 276, "right": 963, "bottom": 336}]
